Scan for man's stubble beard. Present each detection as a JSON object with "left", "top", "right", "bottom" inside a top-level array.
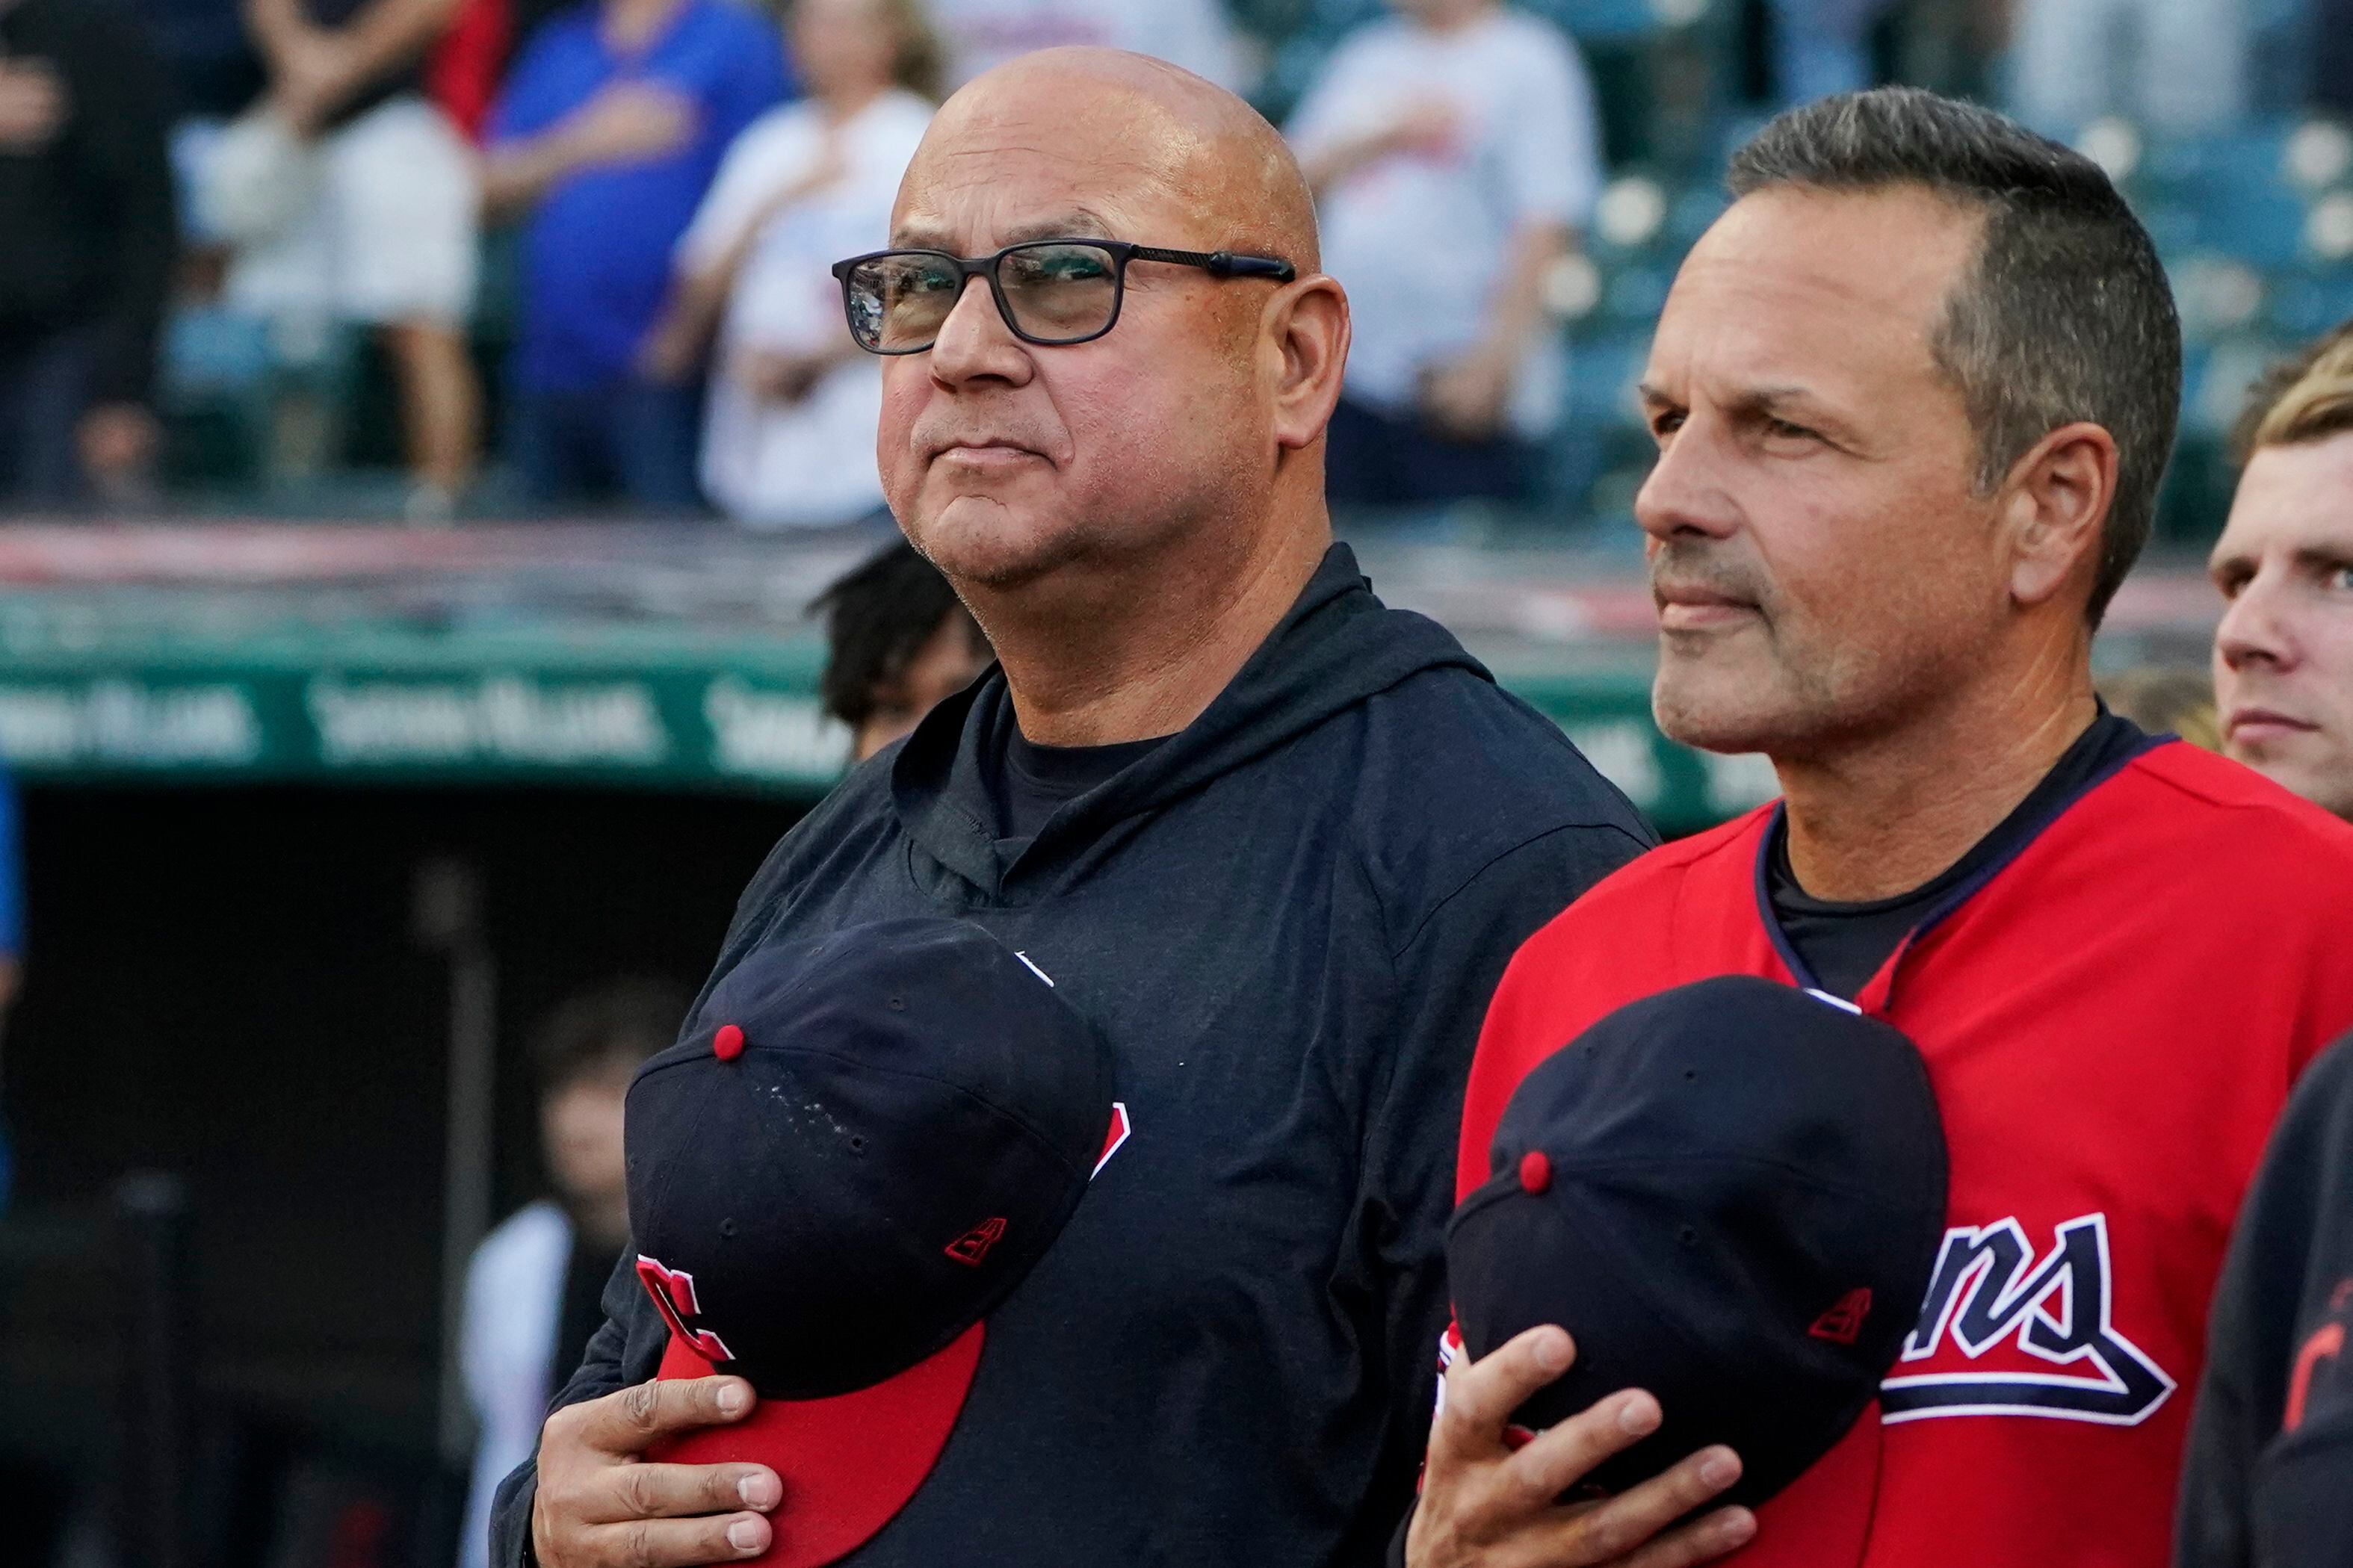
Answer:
[
  {"left": 1653, "top": 614, "right": 1940, "bottom": 764},
  {"left": 1646, "top": 538, "right": 1829, "bottom": 757},
  {"left": 911, "top": 479, "right": 1237, "bottom": 601},
  {"left": 900, "top": 492, "right": 1119, "bottom": 596},
  {"left": 2239, "top": 735, "right": 2353, "bottom": 822}
]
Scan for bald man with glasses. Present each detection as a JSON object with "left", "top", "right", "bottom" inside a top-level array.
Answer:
[{"left": 494, "top": 46, "right": 1657, "bottom": 1568}]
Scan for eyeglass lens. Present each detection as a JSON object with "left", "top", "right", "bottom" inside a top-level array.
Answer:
[{"left": 846, "top": 244, "right": 1122, "bottom": 350}]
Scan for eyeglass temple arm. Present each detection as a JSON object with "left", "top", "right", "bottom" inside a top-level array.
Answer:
[{"left": 1130, "top": 245, "right": 1298, "bottom": 284}]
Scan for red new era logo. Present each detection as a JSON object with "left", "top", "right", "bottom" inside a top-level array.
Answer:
[
  {"left": 944, "top": 1217, "right": 1007, "bottom": 1266},
  {"left": 1809, "top": 1288, "right": 1873, "bottom": 1346}
]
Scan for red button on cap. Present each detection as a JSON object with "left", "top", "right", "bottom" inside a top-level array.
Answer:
[
  {"left": 713, "top": 1023, "right": 745, "bottom": 1062},
  {"left": 1518, "top": 1150, "right": 1552, "bottom": 1194}
]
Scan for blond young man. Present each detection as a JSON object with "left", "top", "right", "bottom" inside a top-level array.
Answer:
[{"left": 2210, "top": 321, "right": 2353, "bottom": 820}]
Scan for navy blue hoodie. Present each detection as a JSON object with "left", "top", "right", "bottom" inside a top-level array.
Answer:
[
  {"left": 2177, "top": 1032, "right": 2353, "bottom": 1568},
  {"left": 492, "top": 543, "right": 1654, "bottom": 1567}
]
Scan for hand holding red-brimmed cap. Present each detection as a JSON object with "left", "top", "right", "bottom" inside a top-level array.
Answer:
[
  {"left": 1406, "top": 1324, "right": 1754, "bottom": 1568},
  {"left": 610, "top": 918, "right": 1119, "bottom": 1567},
  {"left": 530, "top": 1374, "right": 781, "bottom": 1567}
]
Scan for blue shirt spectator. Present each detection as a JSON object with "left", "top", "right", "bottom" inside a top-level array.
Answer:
[{"left": 485, "top": 0, "right": 790, "bottom": 510}]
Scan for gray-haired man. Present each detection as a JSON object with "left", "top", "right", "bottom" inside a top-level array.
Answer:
[{"left": 1411, "top": 87, "right": 2353, "bottom": 1568}]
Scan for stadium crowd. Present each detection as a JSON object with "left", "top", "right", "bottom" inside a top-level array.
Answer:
[{"left": 1, "top": 0, "right": 2348, "bottom": 524}]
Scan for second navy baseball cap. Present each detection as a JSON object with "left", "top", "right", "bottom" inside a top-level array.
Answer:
[
  {"left": 623, "top": 917, "right": 1119, "bottom": 1568},
  {"left": 1447, "top": 975, "right": 1947, "bottom": 1555}
]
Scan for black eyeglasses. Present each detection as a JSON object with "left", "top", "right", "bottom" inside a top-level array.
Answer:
[{"left": 829, "top": 239, "right": 1298, "bottom": 354}]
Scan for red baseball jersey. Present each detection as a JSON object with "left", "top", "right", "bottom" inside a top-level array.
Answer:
[{"left": 1457, "top": 740, "right": 2353, "bottom": 1567}]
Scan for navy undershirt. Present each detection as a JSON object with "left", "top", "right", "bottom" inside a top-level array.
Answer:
[
  {"left": 1766, "top": 709, "right": 2151, "bottom": 999},
  {"left": 989, "top": 726, "right": 1167, "bottom": 845}
]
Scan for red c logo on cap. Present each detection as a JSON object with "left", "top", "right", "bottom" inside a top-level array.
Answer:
[{"left": 636, "top": 1254, "right": 738, "bottom": 1363}]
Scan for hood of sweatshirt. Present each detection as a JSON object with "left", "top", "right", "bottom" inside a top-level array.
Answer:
[{"left": 888, "top": 542, "right": 1496, "bottom": 900}]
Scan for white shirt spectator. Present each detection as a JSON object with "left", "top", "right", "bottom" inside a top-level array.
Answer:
[
  {"left": 1287, "top": 8, "right": 1600, "bottom": 439},
  {"left": 682, "top": 89, "right": 934, "bottom": 528},
  {"left": 927, "top": 0, "right": 1247, "bottom": 92},
  {"left": 217, "top": 97, "right": 480, "bottom": 331},
  {"left": 456, "top": 1200, "right": 571, "bottom": 1568},
  {"left": 2008, "top": 0, "right": 2246, "bottom": 137}
]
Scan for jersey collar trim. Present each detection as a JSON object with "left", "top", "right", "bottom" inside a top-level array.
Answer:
[{"left": 1749, "top": 734, "right": 2174, "bottom": 1006}]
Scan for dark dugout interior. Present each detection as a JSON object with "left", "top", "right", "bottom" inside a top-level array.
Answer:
[{"left": 0, "top": 784, "right": 810, "bottom": 1568}]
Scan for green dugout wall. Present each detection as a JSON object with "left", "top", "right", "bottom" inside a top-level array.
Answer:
[{"left": 0, "top": 524, "right": 1836, "bottom": 834}]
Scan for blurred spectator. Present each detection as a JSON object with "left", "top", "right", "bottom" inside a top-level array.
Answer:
[
  {"left": 2007, "top": 0, "right": 2245, "bottom": 135},
  {"left": 482, "top": 0, "right": 791, "bottom": 514},
  {"left": 0, "top": 0, "right": 176, "bottom": 510},
  {"left": 429, "top": 0, "right": 575, "bottom": 139},
  {"left": 927, "top": 0, "right": 1246, "bottom": 92},
  {"left": 2208, "top": 320, "right": 2353, "bottom": 821},
  {"left": 212, "top": 0, "right": 482, "bottom": 518},
  {"left": 815, "top": 539, "right": 991, "bottom": 760},
  {"left": 1287, "top": 0, "right": 1598, "bottom": 506},
  {"left": 455, "top": 979, "right": 687, "bottom": 1568},
  {"left": 2100, "top": 666, "right": 2222, "bottom": 749},
  {"left": 149, "top": 0, "right": 266, "bottom": 118},
  {"left": 1766, "top": 0, "right": 1898, "bottom": 106},
  {"left": 643, "top": 0, "right": 938, "bottom": 527}
]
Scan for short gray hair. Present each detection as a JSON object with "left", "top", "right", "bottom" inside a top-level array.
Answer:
[{"left": 1728, "top": 89, "right": 2181, "bottom": 628}]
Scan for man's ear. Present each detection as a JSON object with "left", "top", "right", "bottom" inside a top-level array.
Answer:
[
  {"left": 1264, "top": 275, "right": 1350, "bottom": 452},
  {"left": 2003, "top": 420, "right": 2118, "bottom": 608}
]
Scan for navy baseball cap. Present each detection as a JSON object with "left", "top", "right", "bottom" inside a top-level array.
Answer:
[
  {"left": 623, "top": 917, "right": 1120, "bottom": 1568},
  {"left": 1447, "top": 976, "right": 1947, "bottom": 1556}
]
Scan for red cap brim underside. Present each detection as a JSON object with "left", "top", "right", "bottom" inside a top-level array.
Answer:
[
  {"left": 1726, "top": 1398, "right": 1882, "bottom": 1567},
  {"left": 647, "top": 1321, "right": 984, "bottom": 1567}
]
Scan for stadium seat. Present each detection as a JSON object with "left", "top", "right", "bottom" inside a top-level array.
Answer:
[
  {"left": 1598, "top": 262, "right": 1674, "bottom": 326},
  {"left": 158, "top": 308, "right": 276, "bottom": 489},
  {"left": 163, "top": 307, "right": 274, "bottom": 397},
  {"left": 1565, "top": 331, "right": 1649, "bottom": 427},
  {"left": 1296, "top": 0, "right": 1695, "bottom": 45},
  {"left": 1665, "top": 181, "right": 1729, "bottom": 249},
  {"left": 1527, "top": 0, "right": 1675, "bottom": 44},
  {"left": 2180, "top": 334, "right": 2289, "bottom": 439},
  {"left": 1546, "top": 329, "right": 1656, "bottom": 521},
  {"left": 2267, "top": 266, "right": 2353, "bottom": 339},
  {"left": 158, "top": 307, "right": 365, "bottom": 495},
  {"left": 2139, "top": 126, "right": 2310, "bottom": 269}
]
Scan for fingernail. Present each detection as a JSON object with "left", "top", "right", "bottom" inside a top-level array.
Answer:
[
  {"left": 727, "top": 1519, "right": 763, "bottom": 1553},
  {"left": 1718, "top": 1509, "right": 1757, "bottom": 1545},
  {"left": 1617, "top": 1395, "right": 1660, "bottom": 1436},
  {"left": 717, "top": 1382, "right": 749, "bottom": 1416},
  {"left": 739, "top": 1472, "right": 779, "bottom": 1509},
  {"left": 1701, "top": 1452, "right": 1741, "bottom": 1489},
  {"left": 1534, "top": 1330, "right": 1572, "bottom": 1372}
]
